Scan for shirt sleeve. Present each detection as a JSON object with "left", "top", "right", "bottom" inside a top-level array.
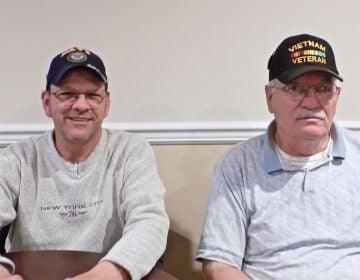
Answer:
[
  {"left": 196, "top": 158, "right": 248, "bottom": 269},
  {"left": 101, "top": 136, "right": 169, "bottom": 280},
  {"left": 0, "top": 148, "right": 20, "bottom": 273}
]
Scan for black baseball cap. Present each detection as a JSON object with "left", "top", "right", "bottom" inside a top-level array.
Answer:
[
  {"left": 46, "top": 47, "right": 108, "bottom": 90},
  {"left": 267, "top": 34, "right": 343, "bottom": 83}
]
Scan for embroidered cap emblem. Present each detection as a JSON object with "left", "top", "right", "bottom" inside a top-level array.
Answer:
[{"left": 67, "top": 51, "right": 88, "bottom": 63}]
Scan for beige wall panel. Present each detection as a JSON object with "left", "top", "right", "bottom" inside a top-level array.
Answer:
[{"left": 153, "top": 144, "right": 234, "bottom": 279}]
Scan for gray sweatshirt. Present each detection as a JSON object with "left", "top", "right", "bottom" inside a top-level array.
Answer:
[{"left": 0, "top": 129, "right": 169, "bottom": 280}]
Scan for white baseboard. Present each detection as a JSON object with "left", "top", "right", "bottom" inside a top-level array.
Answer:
[{"left": 0, "top": 121, "right": 359, "bottom": 146}]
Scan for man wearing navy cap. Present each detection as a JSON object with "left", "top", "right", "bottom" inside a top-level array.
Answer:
[
  {"left": 0, "top": 47, "right": 171, "bottom": 280},
  {"left": 196, "top": 34, "right": 360, "bottom": 279}
]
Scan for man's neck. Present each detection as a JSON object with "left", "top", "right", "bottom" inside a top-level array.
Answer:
[
  {"left": 58, "top": 144, "right": 94, "bottom": 163},
  {"left": 274, "top": 132, "right": 330, "bottom": 157},
  {"left": 53, "top": 132, "right": 102, "bottom": 163}
]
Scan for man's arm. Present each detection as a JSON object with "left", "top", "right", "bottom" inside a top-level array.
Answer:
[
  {"left": 202, "top": 260, "right": 250, "bottom": 280},
  {"left": 0, "top": 148, "right": 21, "bottom": 279},
  {"left": 196, "top": 163, "right": 249, "bottom": 279},
  {"left": 99, "top": 135, "right": 169, "bottom": 279}
]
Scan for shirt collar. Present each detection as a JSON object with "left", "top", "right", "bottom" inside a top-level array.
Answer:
[{"left": 263, "top": 120, "right": 346, "bottom": 174}]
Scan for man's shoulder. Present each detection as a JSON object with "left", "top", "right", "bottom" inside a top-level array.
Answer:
[
  {"left": 103, "top": 129, "right": 153, "bottom": 157},
  {"left": 0, "top": 131, "right": 49, "bottom": 155},
  {"left": 104, "top": 129, "right": 149, "bottom": 146},
  {"left": 341, "top": 126, "right": 360, "bottom": 139},
  {"left": 217, "top": 133, "right": 266, "bottom": 165},
  {"left": 334, "top": 124, "right": 360, "bottom": 146}
]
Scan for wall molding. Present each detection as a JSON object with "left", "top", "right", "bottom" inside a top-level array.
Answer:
[{"left": 0, "top": 121, "right": 360, "bottom": 146}]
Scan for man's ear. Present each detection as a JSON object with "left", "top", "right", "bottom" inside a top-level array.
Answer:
[
  {"left": 265, "top": 85, "right": 275, "bottom": 114},
  {"left": 41, "top": 90, "right": 52, "bottom": 117},
  {"left": 104, "top": 92, "right": 110, "bottom": 117},
  {"left": 337, "top": 87, "right": 342, "bottom": 97}
]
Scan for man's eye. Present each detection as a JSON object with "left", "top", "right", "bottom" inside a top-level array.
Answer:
[
  {"left": 288, "top": 84, "right": 298, "bottom": 91},
  {"left": 87, "top": 94, "right": 102, "bottom": 100},
  {"left": 293, "top": 85, "right": 308, "bottom": 94},
  {"left": 317, "top": 84, "right": 331, "bottom": 93},
  {"left": 287, "top": 84, "right": 304, "bottom": 93},
  {"left": 57, "top": 92, "right": 74, "bottom": 99}
]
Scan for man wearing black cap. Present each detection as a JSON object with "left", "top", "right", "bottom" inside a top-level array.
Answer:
[
  {"left": 0, "top": 47, "right": 171, "bottom": 279},
  {"left": 196, "top": 34, "right": 360, "bottom": 279}
]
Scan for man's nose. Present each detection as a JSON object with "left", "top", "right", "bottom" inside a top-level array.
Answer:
[
  {"left": 300, "top": 88, "right": 320, "bottom": 107},
  {"left": 72, "top": 94, "right": 90, "bottom": 110}
]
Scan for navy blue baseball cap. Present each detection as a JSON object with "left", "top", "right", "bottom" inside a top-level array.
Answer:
[
  {"left": 46, "top": 47, "right": 108, "bottom": 90},
  {"left": 267, "top": 34, "right": 343, "bottom": 83}
]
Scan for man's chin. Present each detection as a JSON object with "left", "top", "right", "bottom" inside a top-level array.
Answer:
[
  {"left": 68, "top": 135, "right": 90, "bottom": 145},
  {"left": 299, "top": 127, "right": 328, "bottom": 139},
  {"left": 65, "top": 129, "right": 92, "bottom": 143}
]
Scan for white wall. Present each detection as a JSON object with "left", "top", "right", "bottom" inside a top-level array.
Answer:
[{"left": 1, "top": 0, "right": 359, "bottom": 126}]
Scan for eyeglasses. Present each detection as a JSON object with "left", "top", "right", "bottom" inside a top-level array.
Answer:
[
  {"left": 50, "top": 90, "right": 107, "bottom": 107},
  {"left": 271, "top": 83, "right": 340, "bottom": 102}
]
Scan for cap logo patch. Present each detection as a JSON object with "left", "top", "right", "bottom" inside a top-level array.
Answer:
[
  {"left": 61, "top": 47, "right": 91, "bottom": 57},
  {"left": 67, "top": 51, "right": 88, "bottom": 63},
  {"left": 288, "top": 40, "right": 326, "bottom": 65}
]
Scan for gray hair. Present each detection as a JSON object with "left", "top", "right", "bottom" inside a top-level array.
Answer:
[{"left": 268, "top": 76, "right": 341, "bottom": 87}]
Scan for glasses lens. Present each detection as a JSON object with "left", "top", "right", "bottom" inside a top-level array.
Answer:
[
  {"left": 315, "top": 84, "right": 336, "bottom": 101},
  {"left": 285, "top": 84, "right": 307, "bottom": 99},
  {"left": 53, "top": 91, "right": 75, "bottom": 102},
  {"left": 283, "top": 83, "right": 336, "bottom": 101},
  {"left": 52, "top": 91, "right": 105, "bottom": 106}
]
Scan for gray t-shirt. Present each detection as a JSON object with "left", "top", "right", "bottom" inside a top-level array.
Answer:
[
  {"left": 196, "top": 121, "right": 360, "bottom": 280},
  {"left": 0, "top": 129, "right": 169, "bottom": 280}
]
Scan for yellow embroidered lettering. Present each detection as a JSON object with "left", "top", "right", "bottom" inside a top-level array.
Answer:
[{"left": 288, "top": 40, "right": 326, "bottom": 53}]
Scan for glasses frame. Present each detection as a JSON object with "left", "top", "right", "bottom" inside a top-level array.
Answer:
[
  {"left": 49, "top": 89, "right": 107, "bottom": 107},
  {"left": 271, "top": 83, "right": 340, "bottom": 102}
]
